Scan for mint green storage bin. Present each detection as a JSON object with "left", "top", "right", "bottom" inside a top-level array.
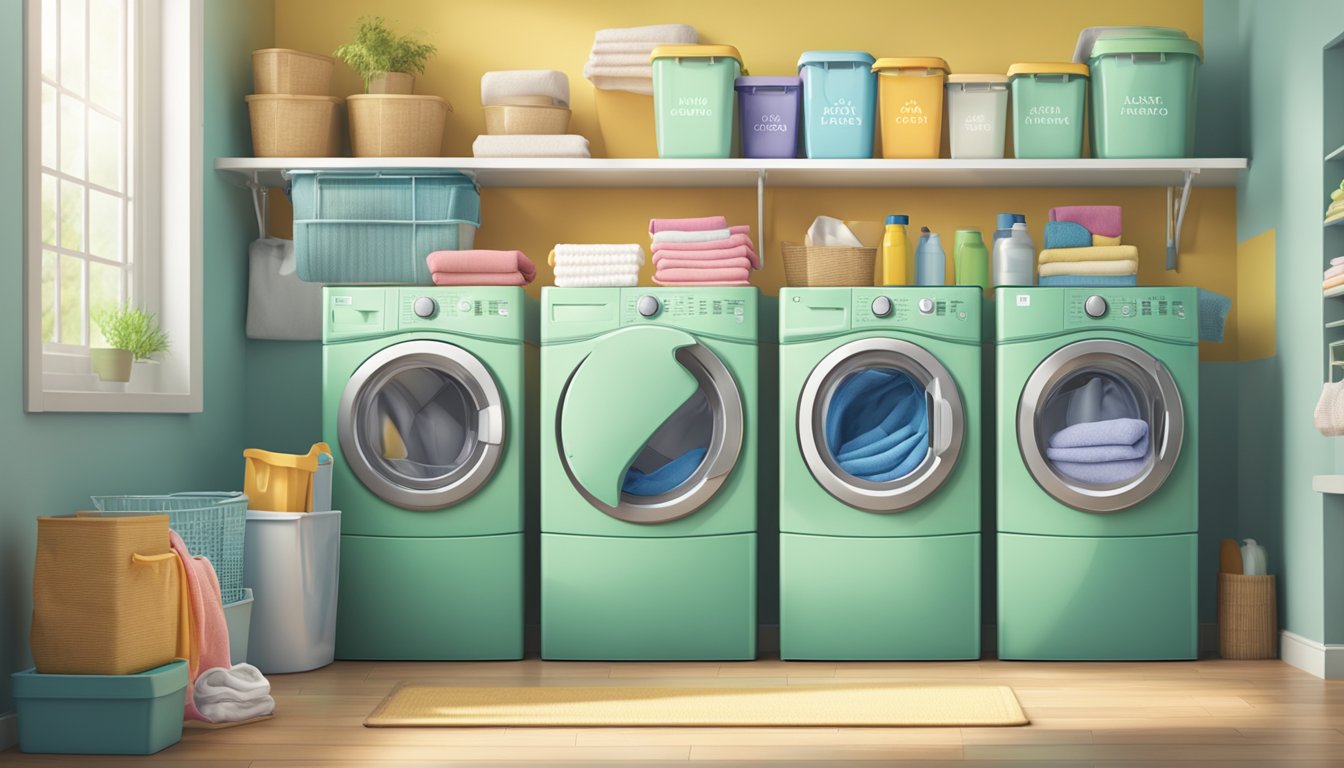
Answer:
[
  {"left": 1009, "top": 63, "right": 1089, "bottom": 159},
  {"left": 12, "top": 661, "right": 187, "bottom": 755},
  {"left": 1086, "top": 30, "right": 1201, "bottom": 158},
  {"left": 652, "top": 45, "right": 743, "bottom": 159}
]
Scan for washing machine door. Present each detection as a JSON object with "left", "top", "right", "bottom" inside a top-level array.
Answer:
[
  {"left": 557, "top": 326, "right": 743, "bottom": 525},
  {"left": 797, "top": 338, "right": 965, "bottom": 512},
  {"left": 1017, "top": 339, "right": 1184, "bottom": 513},
  {"left": 338, "top": 340, "right": 505, "bottom": 511}
]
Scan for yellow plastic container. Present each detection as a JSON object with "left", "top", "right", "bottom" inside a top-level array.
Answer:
[
  {"left": 244, "top": 443, "right": 332, "bottom": 513},
  {"left": 872, "top": 57, "right": 950, "bottom": 158}
]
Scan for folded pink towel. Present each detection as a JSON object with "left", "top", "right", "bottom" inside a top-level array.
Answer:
[
  {"left": 651, "top": 234, "right": 757, "bottom": 253},
  {"left": 1333, "top": 256, "right": 1344, "bottom": 267},
  {"left": 652, "top": 243, "right": 761, "bottom": 270},
  {"left": 654, "top": 266, "right": 751, "bottom": 283},
  {"left": 426, "top": 250, "right": 536, "bottom": 283},
  {"left": 649, "top": 216, "right": 727, "bottom": 234},
  {"left": 431, "top": 271, "right": 529, "bottom": 286},
  {"left": 654, "top": 256, "right": 754, "bottom": 271},
  {"left": 653, "top": 278, "right": 752, "bottom": 286},
  {"left": 1327, "top": 264, "right": 1344, "bottom": 280},
  {"left": 171, "top": 531, "right": 229, "bottom": 722},
  {"left": 1049, "top": 206, "right": 1123, "bottom": 238}
]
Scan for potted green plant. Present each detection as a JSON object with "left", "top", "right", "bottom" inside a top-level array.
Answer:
[
  {"left": 333, "top": 16, "right": 437, "bottom": 95},
  {"left": 335, "top": 17, "right": 450, "bottom": 157},
  {"left": 91, "top": 307, "right": 170, "bottom": 383}
]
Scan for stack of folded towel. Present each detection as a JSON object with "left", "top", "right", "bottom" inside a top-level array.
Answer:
[
  {"left": 1038, "top": 205, "right": 1139, "bottom": 287},
  {"left": 473, "top": 70, "right": 591, "bottom": 158},
  {"left": 1327, "top": 179, "right": 1344, "bottom": 226},
  {"left": 426, "top": 250, "right": 537, "bottom": 286},
  {"left": 550, "top": 244, "right": 646, "bottom": 287},
  {"left": 650, "top": 216, "right": 759, "bottom": 287},
  {"left": 1047, "top": 417, "right": 1150, "bottom": 485},
  {"left": 1325, "top": 256, "right": 1344, "bottom": 295},
  {"left": 583, "top": 24, "right": 697, "bottom": 95}
]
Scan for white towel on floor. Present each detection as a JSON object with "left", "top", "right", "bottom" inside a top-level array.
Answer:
[
  {"left": 555, "top": 273, "right": 640, "bottom": 288},
  {"left": 586, "top": 76, "right": 654, "bottom": 95},
  {"left": 481, "top": 70, "right": 569, "bottom": 107},
  {"left": 194, "top": 664, "right": 276, "bottom": 724},
  {"left": 652, "top": 227, "right": 737, "bottom": 244},
  {"left": 472, "top": 134, "right": 591, "bottom": 158},
  {"left": 593, "top": 24, "right": 696, "bottom": 44}
]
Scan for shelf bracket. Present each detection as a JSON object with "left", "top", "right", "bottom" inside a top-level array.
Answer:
[
  {"left": 757, "top": 170, "right": 766, "bottom": 267},
  {"left": 1165, "top": 169, "right": 1197, "bottom": 271},
  {"left": 248, "top": 181, "right": 269, "bottom": 240}
]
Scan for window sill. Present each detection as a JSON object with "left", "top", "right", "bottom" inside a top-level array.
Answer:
[{"left": 31, "top": 390, "right": 202, "bottom": 414}]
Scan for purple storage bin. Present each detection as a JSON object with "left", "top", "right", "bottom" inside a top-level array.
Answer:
[{"left": 735, "top": 76, "right": 801, "bottom": 159}]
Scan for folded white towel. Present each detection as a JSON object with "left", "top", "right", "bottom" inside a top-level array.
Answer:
[
  {"left": 594, "top": 24, "right": 696, "bottom": 45},
  {"left": 481, "top": 70, "right": 569, "bottom": 107},
  {"left": 586, "top": 53, "right": 655, "bottom": 68},
  {"left": 473, "top": 134, "right": 591, "bottom": 159},
  {"left": 584, "top": 64, "right": 654, "bottom": 80},
  {"left": 194, "top": 664, "right": 276, "bottom": 724},
  {"left": 554, "top": 243, "right": 646, "bottom": 258},
  {"left": 652, "top": 227, "right": 735, "bottom": 244},
  {"left": 554, "top": 264, "right": 642, "bottom": 276},
  {"left": 591, "top": 41, "right": 669, "bottom": 55},
  {"left": 555, "top": 274, "right": 640, "bottom": 288},
  {"left": 586, "top": 76, "right": 654, "bottom": 96}
]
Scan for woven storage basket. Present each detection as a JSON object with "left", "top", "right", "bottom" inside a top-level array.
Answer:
[
  {"left": 348, "top": 95, "right": 450, "bottom": 157},
  {"left": 1218, "top": 573, "right": 1277, "bottom": 659},
  {"left": 484, "top": 105, "right": 571, "bottom": 135},
  {"left": 252, "top": 48, "right": 334, "bottom": 96},
  {"left": 246, "top": 95, "right": 342, "bottom": 157},
  {"left": 781, "top": 242, "right": 877, "bottom": 287}
]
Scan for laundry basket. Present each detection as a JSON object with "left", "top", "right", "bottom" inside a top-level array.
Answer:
[
  {"left": 244, "top": 443, "right": 333, "bottom": 513},
  {"left": 782, "top": 243, "right": 876, "bottom": 287},
  {"left": 91, "top": 493, "right": 249, "bottom": 605}
]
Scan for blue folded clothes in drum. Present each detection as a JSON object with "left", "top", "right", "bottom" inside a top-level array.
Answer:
[
  {"left": 623, "top": 447, "right": 708, "bottom": 496},
  {"left": 1046, "top": 417, "right": 1150, "bottom": 485},
  {"left": 824, "top": 369, "right": 930, "bottom": 482},
  {"left": 1051, "top": 457, "right": 1149, "bottom": 485}
]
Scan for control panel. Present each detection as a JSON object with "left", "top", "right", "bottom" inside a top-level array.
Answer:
[
  {"left": 1064, "top": 291, "right": 1187, "bottom": 326},
  {"left": 852, "top": 292, "right": 975, "bottom": 327},
  {"left": 399, "top": 290, "right": 515, "bottom": 327},
  {"left": 622, "top": 291, "right": 749, "bottom": 326}
]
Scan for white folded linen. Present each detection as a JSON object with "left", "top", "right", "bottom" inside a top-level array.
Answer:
[
  {"left": 552, "top": 243, "right": 646, "bottom": 266},
  {"left": 555, "top": 273, "right": 640, "bottom": 288},
  {"left": 591, "top": 41, "right": 670, "bottom": 55},
  {"left": 586, "top": 53, "right": 654, "bottom": 68},
  {"left": 472, "top": 134, "right": 591, "bottom": 158},
  {"left": 586, "top": 76, "right": 654, "bottom": 96},
  {"left": 583, "top": 64, "right": 654, "bottom": 80},
  {"left": 554, "top": 264, "right": 642, "bottom": 276},
  {"left": 594, "top": 24, "right": 696, "bottom": 44},
  {"left": 481, "top": 70, "right": 569, "bottom": 107},
  {"left": 652, "top": 227, "right": 736, "bottom": 244}
]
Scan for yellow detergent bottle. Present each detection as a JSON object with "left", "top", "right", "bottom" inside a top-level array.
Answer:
[{"left": 881, "top": 214, "right": 909, "bottom": 286}]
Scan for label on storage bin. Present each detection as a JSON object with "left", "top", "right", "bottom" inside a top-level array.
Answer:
[
  {"left": 890, "top": 100, "right": 928, "bottom": 126},
  {"left": 753, "top": 113, "right": 790, "bottom": 133},
  {"left": 1120, "top": 95, "right": 1170, "bottom": 117},
  {"left": 962, "top": 112, "right": 994, "bottom": 133},
  {"left": 821, "top": 98, "right": 864, "bottom": 127},
  {"left": 671, "top": 96, "right": 716, "bottom": 118},
  {"left": 1025, "top": 105, "right": 1070, "bottom": 126}
]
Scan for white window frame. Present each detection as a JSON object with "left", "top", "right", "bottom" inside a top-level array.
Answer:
[{"left": 24, "top": 0, "right": 202, "bottom": 413}]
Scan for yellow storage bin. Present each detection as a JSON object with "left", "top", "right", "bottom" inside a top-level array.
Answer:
[
  {"left": 873, "top": 57, "right": 949, "bottom": 158},
  {"left": 244, "top": 443, "right": 333, "bottom": 513}
]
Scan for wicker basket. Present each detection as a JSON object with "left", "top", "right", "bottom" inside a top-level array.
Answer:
[
  {"left": 781, "top": 242, "right": 877, "bottom": 287},
  {"left": 348, "top": 95, "right": 451, "bottom": 157},
  {"left": 252, "top": 48, "right": 334, "bottom": 96},
  {"left": 484, "top": 105, "right": 571, "bottom": 135},
  {"left": 246, "top": 95, "right": 342, "bottom": 157},
  {"left": 1218, "top": 573, "right": 1277, "bottom": 659}
]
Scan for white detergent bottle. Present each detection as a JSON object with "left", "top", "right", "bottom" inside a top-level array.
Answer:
[
  {"left": 993, "top": 222, "right": 1036, "bottom": 287},
  {"left": 1241, "top": 539, "right": 1267, "bottom": 576}
]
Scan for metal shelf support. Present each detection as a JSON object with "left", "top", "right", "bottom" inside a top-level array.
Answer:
[{"left": 1166, "top": 169, "right": 1197, "bottom": 271}]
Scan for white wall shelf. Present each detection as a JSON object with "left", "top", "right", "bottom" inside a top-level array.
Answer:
[{"left": 1313, "top": 475, "right": 1344, "bottom": 494}]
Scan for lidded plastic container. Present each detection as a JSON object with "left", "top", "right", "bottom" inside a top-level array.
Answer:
[
  {"left": 651, "top": 45, "right": 744, "bottom": 159},
  {"left": 945, "top": 74, "right": 1009, "bottom": 159},
  {"left": 735, "top": 76, "right": 802, "bottom": 158},
  {"left": 873, "top": 57, "right": 950, "bottom": 158},
  {"left": 1080, "top": 27, "right": 1201, "bottom": 158},
  {"left": 1008, "top": 63, "right": 1089, "bottom": 159},
  {"left": 12, "top": 661, "right": 188, "bottom": 755},
  {"left": 797, "top": 51, "right": 877, "bottom": 158}
]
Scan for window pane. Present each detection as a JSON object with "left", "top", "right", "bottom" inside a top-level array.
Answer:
[
  {"left": 60, "top": 0, "right": 86, "bottom": 96},
  {"left": 59, "top": 180, "right": 84, "bottom": 251},
  {"left": 59, "top": 254, "right": 84, "bottom": 345},
  {"left": 41, "top": 0, "right": 57, "bottom": 81},
  {"left": 88, "top": 110, "right": 121, "bottom": 191},
  {"left": 41, "top": 250, "right": 56, "bottom": 343},
  {"left": 88, "top": 0, "right": 124, "bottom": 115},
  {"left": 41, "top": 174, "right": 57, "bottom": 246},
  {"left": 59, "top": 93, "right": 85, "bottom": 179},
  {"left": 88, "top": 189, "right": 122, "bottom": 262},
  {"left": 88, "top": 261, "right": 123, "bottom": 346},
  {"left": 41, "top": 84, "right": 56, "bottom": 169}
]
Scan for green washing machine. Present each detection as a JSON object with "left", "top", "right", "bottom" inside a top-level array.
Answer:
[
  {"left": 779, "top": 288, "right": 982, "bottom": 660},
  {"left": 323, "top": 287, "right": 536, "bottom": 660},
  {"left": 540, "top": 287, "right": 758, "bottom": 660},
  {"left": 996, "top": 287, "right": 1198, "bottom": 660}
]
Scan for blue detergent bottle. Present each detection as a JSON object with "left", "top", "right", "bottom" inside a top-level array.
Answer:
[{"left": 915, "top": 228, "right": 946, "bottom": 286}]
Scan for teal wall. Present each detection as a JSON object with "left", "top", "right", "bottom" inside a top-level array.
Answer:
[{"left": 0, "top": 0, "right": 275, "bottom": 717}]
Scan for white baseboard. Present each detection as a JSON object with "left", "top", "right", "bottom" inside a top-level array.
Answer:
[
  {"left": 1280, "top": 630, "right": 1344, "bottom": 679},
  {"left": 0, "top": 712, "right": 16, "bottom": 752}
]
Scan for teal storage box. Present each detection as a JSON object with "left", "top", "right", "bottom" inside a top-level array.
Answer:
[
  {"left": 1084, "top": 28, "right": 1201, "bottom": 158},
  {"left": 12, "top": 661, "right": 187, "bottom": 755},
  {"left": 1008, "top": 63, "right": 1089, "bottom": 159},
  {"left": 798, "top": 51, "right": 876, "bottom": 158},
  {"left": 651, "top": 45, "right": 743, "bottom": 159},
  {"left": 290, "top": 170, "right": 481, "bottom": 284}
]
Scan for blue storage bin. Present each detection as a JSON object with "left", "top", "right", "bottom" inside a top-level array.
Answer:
[
  {"left": 13, "top": 661, "right": 187, "bottom": 755},
  {"left": 798, "top": 51, "right": 877, "bottom": 159},
  {"left": 290, "top": 170, "right": 482, "bottom": 284}
]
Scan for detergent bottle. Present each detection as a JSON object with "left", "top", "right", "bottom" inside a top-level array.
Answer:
[
  {"left": 992, "top": 213, "right": 1016, "bottom": 247},
  {"left": 1012, "top": 213, "right": 1035, "bottom": 253},
  {"left": 992, "top": 223, "right": 1036, "bottom": 287},
  {"left": 881, "top": 215, "right": 910, "bottom": 286},
  {"left": 915, "top": 228, "right": 946, "bottom": 286},
  {"left": 954, "top": 229, "right": 989, "bottom": 294}
]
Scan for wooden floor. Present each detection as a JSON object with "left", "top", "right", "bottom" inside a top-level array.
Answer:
[{"left": 2, "top": 656, "right": 1341, "bottom": 766}]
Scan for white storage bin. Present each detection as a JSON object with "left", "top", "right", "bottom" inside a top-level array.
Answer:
[
  {"left": 243, "top": 510, "right": 341, "bottom": 674},
  {"left": 945, "top": 75, "right": 1009, "bottom": 159},
  {"left": 223, "top": 588, "right": 254, "bottom": 666}
]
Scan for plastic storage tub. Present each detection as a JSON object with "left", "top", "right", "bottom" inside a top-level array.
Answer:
[
  {"left": 244, "top": 510, "right": 341, "bottom": 674},
  {"left": 873, "top": 57, "right": 950, "bottom": 158},
  {"left": 735, "top": 76, "right": 801, "bottom": 159},
  {"left": 244, "top": 442, "right": 333, "bottom": 513},
  {"left": 1083, "top": 27, "right": 1201, "bottom": 158},
  {"left": 290, "top": 170, "right": 481, "bottom": 284},
  {"left": 12, "top": 661, "right": 187, "bottom": 755},
  {"left": 224, "top": 588, "right": 254, "bottom": 665},
  {"left": 797, "top": 51, "right": 877, "bottom": 159},
  {"left": 1008, "top": 63, "right": 1089, "bottom": 159},
  {"left": 651, "top": 45, "right": 743, "bottom": 159},
  {"left": 945, "top": 74, "right": 1009, "bottom": 159}
]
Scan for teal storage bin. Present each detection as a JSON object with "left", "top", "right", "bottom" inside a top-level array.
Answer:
[
  {"left": 798, "top": 51, "right": 876, "bottom": 159},
  {"left": 289, "top": 170, "right": 482, "bottom": 284},
  {"left": 651, "top": 45, "right": 743, "bottom": 159},
  {"left": 1085, "top": 28, "right": 1201, "bottom": 158},
  {"left": 12, "top": 661, "right": 187, "bottom": 755},
  {"left": 1008, "top": 63, "right": 1090, "bottom": 159}
]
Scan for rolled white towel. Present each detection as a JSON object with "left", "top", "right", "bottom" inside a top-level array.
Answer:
[
  {"left": 194, "top": 664, "right": 276, "bottom": 724},
  {"left": 554, "top": 264, "right": 642, "bottom": 276},
  {"left": 594, "top": 24, "right": 696, "bottom": 45},
  {"left": 555, "top": 274, "right": 640, "bottom": 288},
  {"left": 197, "top": 696, "right": 276, "bottom": 723},
  {"left": 481, "top": 70, "right": 569, "bottom": 107},
  {"left": 472, "top": 134, "right": 591, "bottom": 159}
]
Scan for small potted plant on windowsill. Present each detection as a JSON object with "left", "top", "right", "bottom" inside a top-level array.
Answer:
[
  {"left": 91, "top": 307, "right": 170, "bottom": 383},
  {"left": 335, "top": 16, "right": 449, "bottom": 157}
]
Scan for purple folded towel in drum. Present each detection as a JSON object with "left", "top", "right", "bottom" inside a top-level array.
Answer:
[
  {"left": 1047, "top": 432, "right": 1148, "bottom": 463},
  {"left": 1049, "top": 417, "right": 1148, "bottom": 449}
]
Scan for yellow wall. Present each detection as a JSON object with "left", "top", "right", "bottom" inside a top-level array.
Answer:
[{"left": 272, "top": 0, "right": 1244, "bottom": 360}]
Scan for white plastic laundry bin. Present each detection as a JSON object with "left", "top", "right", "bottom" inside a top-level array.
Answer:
[
  {"left": 223, "top": 588, "right": 254, "bottom": 666},
  {"left": 243, "top": 510, "right": 341, "bottom": 674}
]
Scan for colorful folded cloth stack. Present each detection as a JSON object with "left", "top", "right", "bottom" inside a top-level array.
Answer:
[
  {"left": 1326, "top": 179, "right": 1344, "bottom": 226},
  {"left": 583, "top": 24, "right": 697, "bottom": 95},
  {"left": 550, "top": 244, "right": 645, "bottom": 287},
  {"left": 1038, "top": 206, "right": 1137, "bottom": 287},
  {"left": 649, "top": 216, "right": 759, "bottom": 286},
  {"left": 426, "top": 250, "right": 537, "bottom": 286},
  {"left": 1324, "top": 255, "right": 1344, "bottom": 294}
]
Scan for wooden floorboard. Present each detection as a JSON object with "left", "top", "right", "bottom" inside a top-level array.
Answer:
[{"left": 1, "top": 657, "right": 1339, "bottom": 765}]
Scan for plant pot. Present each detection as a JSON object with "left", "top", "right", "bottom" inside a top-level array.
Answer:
[
  {"left": 90, "top": 348, "right": 134, "bottom": 382},
  {"left": 367, "top": 72, "right": 415, "bottom": 95},
  {"left": 347, "top": 95, "right": 450, "bottom": 157}
]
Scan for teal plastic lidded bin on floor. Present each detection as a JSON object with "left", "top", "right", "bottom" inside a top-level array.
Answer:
[
  {"left": 1008, "top": 63, "right": 1089, "bottom": 159},
  {"left": 1085, "top": 28, "right": 1201, "bottom": 158},
  {"left": 798, "top": 51, "right": 877, "bottom": 158},
  {"left": 651, "top": 45, "right": 743, "bottom": 159},
  {"left": 12, "top": 661, "right": 187, "bottom": 755}
]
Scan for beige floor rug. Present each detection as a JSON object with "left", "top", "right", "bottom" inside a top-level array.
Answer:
[{"left": 365, "top": 683, "right": 1028, "bottom": 727}]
